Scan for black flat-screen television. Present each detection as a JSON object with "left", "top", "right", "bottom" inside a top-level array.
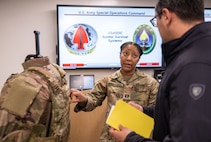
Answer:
[
  {"left": 57, "top": 6, "right": 211, "bottom": 70},
  {"left": 57, "top": 5, "right": 163, "bottom": 69}
]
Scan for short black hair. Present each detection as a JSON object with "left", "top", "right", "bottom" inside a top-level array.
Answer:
[
  {"left": 156, "top": 0, "right": 204, "bottom": 22},
  {"left": 120, "top": 41, "right": 143, "bottom": 57}
]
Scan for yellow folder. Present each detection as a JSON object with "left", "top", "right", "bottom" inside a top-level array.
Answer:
[{"left": 106, "top": 100, "right": 154, "bottom": 138}]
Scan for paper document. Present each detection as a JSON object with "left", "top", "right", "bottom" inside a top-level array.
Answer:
[{"left": 106, "top": 100, "right": 154, "bottom": 138}]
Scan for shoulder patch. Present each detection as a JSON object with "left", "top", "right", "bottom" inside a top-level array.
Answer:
[{"left": 189, "top": 84, "right": 205, "bottom": 100}]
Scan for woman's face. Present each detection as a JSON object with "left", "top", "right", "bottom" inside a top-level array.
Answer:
[{"left": 120, "top": 44, "right": 140, "bottom": 75}]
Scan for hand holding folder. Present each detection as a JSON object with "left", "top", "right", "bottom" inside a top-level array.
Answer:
[{"left": 106, "top": 100, "right": 154, "bottom": 138}]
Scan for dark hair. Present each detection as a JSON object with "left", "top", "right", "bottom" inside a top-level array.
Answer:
[
  {"left": 120, "top": 41, "right": 143, "bottom": 57},
  {"left": 156, "top": 0, "right": 204, "bottom": 22}
]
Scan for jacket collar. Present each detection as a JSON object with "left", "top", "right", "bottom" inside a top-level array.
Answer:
[
  {"left": 22, "top": 56, "right": 50, "bottom": 70},
  {"left": 162, "top": 22, "right": 211, "bottom": 66}
]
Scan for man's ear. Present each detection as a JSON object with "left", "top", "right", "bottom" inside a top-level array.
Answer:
[{"left": 161, "top": 8, "right": 172, "bottom": 26}]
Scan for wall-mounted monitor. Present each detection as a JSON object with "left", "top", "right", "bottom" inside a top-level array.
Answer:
[
  {"left": 69, "top": 74, "right": 94, "bottom": 90},
  {"left": 204, "top": 8, "right": 211, "bottom": 21},
  {"left": 57, "top": 5, "right": 163, "bottom": 69}
]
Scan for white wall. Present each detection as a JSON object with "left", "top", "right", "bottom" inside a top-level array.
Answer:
[{"left": 1, "top": 0, "right": 211, "bottom": 88}]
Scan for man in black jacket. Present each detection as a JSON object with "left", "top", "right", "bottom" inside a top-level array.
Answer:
[{"left": 109, "top": 0, "right": 211, "bottom": 141}]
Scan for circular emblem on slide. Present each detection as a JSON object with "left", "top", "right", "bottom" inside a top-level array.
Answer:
[
  {"left": 133, "top": 24, "right": 156, "bottom": 54},
  {"left": 64, "top": 24, "right": 98, "bottom": 55}
]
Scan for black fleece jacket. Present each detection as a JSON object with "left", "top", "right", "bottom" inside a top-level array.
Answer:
[{"left": 125, "top": 22, "right": 211, "bottom": 142}]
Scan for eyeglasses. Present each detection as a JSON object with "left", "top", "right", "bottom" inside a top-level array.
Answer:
[{"left": 150, "top": 15, "right": 158, "bottom": 27}]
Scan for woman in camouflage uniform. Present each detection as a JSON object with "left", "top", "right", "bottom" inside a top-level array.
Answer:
[{"left": 70, "top": 41, "right": 159, "bottom": 142}]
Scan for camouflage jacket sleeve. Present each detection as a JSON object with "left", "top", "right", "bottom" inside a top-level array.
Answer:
[
  {"left": 146, "top": 75, "right": 159, "bottom": 106},
  {"left": 74, "top": 76, "right": 109, "bottom": 112}
]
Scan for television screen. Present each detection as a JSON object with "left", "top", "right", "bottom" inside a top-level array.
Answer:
[
  {"left": 69, "top": 74, "right": 94, "bottom": 90},
  {"left": 56, "top": 5, "right": 162, "bottom": 69},
  {"left": 69, "top": 75, "right": 83, "bottom": 90},
  {"left": 205, "top": 8, "right": 211, "bottom": 21},
  {"left": 83, "top": 75, "right": 95, "bottom": 89}
]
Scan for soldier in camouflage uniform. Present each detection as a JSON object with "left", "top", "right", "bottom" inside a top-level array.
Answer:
[
  {"left": 0, "top": 56, "right": 70, "bottom": 142},
  {"left": 70, "top": 41, "right": 159, "bottom": 142}
]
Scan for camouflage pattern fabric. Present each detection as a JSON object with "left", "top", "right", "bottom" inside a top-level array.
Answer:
[
  {"left": 74, "top": 69, "right": 159, "bottom": 142},
  {"left": 0, "top": 57, "right": 70, "bottom": 142}
]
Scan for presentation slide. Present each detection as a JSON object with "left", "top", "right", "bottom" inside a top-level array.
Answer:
[{"left": 57, "top": 6, "right": 162, "bottom": 69}]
